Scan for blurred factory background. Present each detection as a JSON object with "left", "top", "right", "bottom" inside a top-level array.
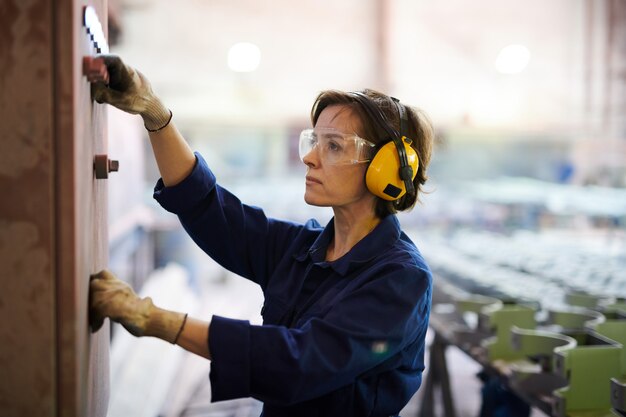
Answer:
[{"left": 100, "top": 0, "right": 626, "bottom": 416}]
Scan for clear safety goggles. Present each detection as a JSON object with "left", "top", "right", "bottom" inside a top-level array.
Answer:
[{"left": 299, "top": 128, "right": 376, "bottom": 165}]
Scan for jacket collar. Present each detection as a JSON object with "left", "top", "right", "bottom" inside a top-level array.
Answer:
[{"left": 294, "top": 215, "right": 401, "bottom": 276}]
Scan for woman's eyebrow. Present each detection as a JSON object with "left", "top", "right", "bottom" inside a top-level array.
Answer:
[{"left": 320, "top": 131, "right": 345, "bottom": 140}]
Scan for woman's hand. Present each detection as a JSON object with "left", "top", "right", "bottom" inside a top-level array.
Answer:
[
  {"left": 89, "top": 270, "right": 154, "bottom": 336},
  {"left": 89, "top": 270, "right": 188, "bottom": 344},
  {"left": 91, "top": 55, "right": 171, "bottom": 131}
]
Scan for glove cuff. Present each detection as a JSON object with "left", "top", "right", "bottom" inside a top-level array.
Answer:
[
  {"left": 141, "top": 97, "right": 172, "bottom": 132},
  {"left": 144, "top": 303, "right": 188, "bottom": 344}
]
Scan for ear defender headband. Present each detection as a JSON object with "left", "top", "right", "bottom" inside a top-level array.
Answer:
[{"left": 349, "top": 92, "right": 419, "bottom": 201}]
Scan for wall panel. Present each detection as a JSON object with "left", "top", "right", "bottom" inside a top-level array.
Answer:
[{"left": 0, "top": 1, "right": 110, "bottom": 416}]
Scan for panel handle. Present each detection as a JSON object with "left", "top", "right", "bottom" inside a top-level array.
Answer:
[{"left": 94, "top": 154, "right": 119, "bottom": 179}]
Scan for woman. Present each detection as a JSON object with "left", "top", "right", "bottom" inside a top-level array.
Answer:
[{"left": 90, "top": 55, "right": 434, "bottom": 416}]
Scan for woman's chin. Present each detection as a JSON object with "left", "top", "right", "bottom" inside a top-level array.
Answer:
[{"left": 304, "top": 193, "right": 327, "bottom": 207}]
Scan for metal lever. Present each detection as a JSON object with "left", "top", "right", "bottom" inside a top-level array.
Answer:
[{"left": 83, "top": 56, "right": 109, "bottom": 84}]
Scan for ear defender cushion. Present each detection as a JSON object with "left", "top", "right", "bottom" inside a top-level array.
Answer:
[{"left": 366, "top": 137, "right": 419, "bottom": 200}]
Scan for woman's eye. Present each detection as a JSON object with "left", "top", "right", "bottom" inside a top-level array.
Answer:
[{"left": 327, "top": 141, "right": 342, "bottom": 152}]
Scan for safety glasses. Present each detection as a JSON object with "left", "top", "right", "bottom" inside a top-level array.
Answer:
[{"left": 299, "top": 128, "right": 376, "bottom": 165}]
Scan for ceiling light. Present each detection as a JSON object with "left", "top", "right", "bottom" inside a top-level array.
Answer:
[
  {"left": 495, "top": 44, "right": 530, "bottom": 74},
  {"left": 227, "top": 42, "right": 261, "bottom": 73}
]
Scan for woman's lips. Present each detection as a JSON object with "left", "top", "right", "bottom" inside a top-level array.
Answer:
[{"left": 306, "top": 176, "right": 322, "bottom": 185}]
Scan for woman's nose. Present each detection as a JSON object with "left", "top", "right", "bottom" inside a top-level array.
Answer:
[{"left": 302, "top": 145, "right": 320, "bottom": 167}]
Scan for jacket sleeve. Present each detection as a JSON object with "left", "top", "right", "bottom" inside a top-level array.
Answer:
[
  {"left": 153, "top": 152, "right": 306, "bottom": 289},
  {"left": 208, "top": 264, "right": 432, "bottom": 405}
]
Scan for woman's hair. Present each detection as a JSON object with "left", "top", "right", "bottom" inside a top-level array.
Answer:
[{"left": 310, "top": 89, "right": 434, "bottom": 218}]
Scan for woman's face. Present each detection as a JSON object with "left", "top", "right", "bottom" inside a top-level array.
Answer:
[{"left": 303, "top": 105, "right": 375, "bottom": 210}]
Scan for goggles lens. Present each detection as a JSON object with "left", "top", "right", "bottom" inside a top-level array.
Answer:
[{"left": 299, "top": 128, "right": 375, "bottom": 165}]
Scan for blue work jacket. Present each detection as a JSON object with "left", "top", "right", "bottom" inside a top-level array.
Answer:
[{"left": 154, "top": 153, "right": 432, "bottom": 417}]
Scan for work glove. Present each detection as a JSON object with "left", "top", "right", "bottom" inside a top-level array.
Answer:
[
  {"left": 89, "top": 270, "right": 186, "bottom": 344},
  {"left": 91, "top": 55, "right": 172, "bottom": 131}
]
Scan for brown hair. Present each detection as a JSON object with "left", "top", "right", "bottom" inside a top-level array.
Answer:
[{"left": 310, "top": 89, "right": 433, "bottom": 218}]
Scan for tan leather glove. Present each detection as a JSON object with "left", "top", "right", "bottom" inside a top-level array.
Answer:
[
  {"left": 91, "top": 55, "right": 172, "bottom": 131},
  {"left": 89, "top": 270, "right": 187, "bottom": 344}
]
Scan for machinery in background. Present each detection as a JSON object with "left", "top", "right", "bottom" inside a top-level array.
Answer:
[{"left": 417, "top": 228, "right": 626, "bottom": 417}]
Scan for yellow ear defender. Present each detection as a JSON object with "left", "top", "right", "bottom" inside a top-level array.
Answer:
[
  {"left": 350, "top": 92, "right": 419, "bottom": 201},
  {"left": 366, "top": 137, "right": 419, "bottom": 200}
]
